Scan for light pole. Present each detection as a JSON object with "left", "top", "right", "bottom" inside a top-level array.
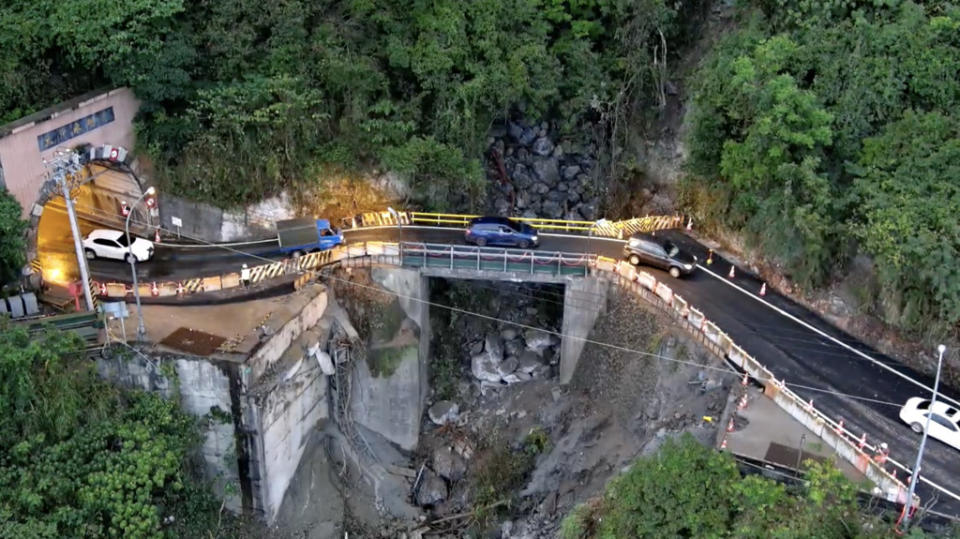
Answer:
[
  {"left": 902, "top": 343, "right": 947, "bottom": 529},
  {"left": 126, "top": 186, "right": 155, "bottom": 342},
  {"left": 46, "top": 150, "right": 94, "bottom": 311}
]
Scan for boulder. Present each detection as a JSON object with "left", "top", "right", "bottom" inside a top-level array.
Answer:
[
  {"left": 433, "top": 446, "right": 467, "bottom": 482},
  {"left": 485, "top": 333, "right": 503, "bottom": 362},
  {"left": 428, "top": 401, "right": 460, "bottom": 426},
  {"left": 566, "top": 190, "right": 581, "bottom": 204},
  {"left": 501, "top": 327, "right": 518, "bottom": 341},
  {"left": 512, "top": 165, "right": 535, "bottom": 189},
  {"left": 519, "top": 127, "right": 537, "bottom": 146},
  {"left": 497, "top": 356, "right": 519, "bottom": 377},
  {"left": 508, "top": 121, "right": 524, "bottom": 142},
  {"left": 531, "top": 156, "right": 561, "bottom": 187},
  {"left": 579, "top": 201, "right": 598, "bottom": 220},
  {"left": 532, "top": 137, "right": 555, "bottom": 156},
  {"left": 518, "top": 351, "right": 543, "bottom": 374},
  {"left": 556, "top": 182, "right": 568, "bottom": 192},
  {"left": 504, "top": 338, "right": 523, "bottom": 358},
  {"left": 416, "top": 469, "right": 448, "bottom": 507},
  {"left": 524, "top": 329, "right": 556, "bottom": 353},
  {"left": 494, "top": 197, "right": 511, "bottom": 215},
  {"left": 469, "top": 339, "right": 484, "bottom": 356},
  {"left": 532, "top": 181, "right": 550, "bottom": 195},
  {"left": 503, "top": 371, "right": 532, "bottom": 384},
  {"left": 542, "top": 200, "right": 564, "bottom": 219},
  {"left": 545, "top": 190, "right": 565, "bottom": 202},
  {"left": 472, "top": 353, "right": 502, "bottom": 383},
  {"left": 561, "top": 165, "right": 581, "bottom": 181},
  {"left": 521, "top": 209, "right": 538, "bottom": 219}
]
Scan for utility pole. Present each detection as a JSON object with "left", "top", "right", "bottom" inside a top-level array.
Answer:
[
  {"left": 45, "top": 150, "right": 94, "bottom": 311},
  {"left": 902, "top": 343, "right": 947, "bottom": 530}
]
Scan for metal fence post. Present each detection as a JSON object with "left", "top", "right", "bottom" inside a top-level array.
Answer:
[{"left": 504, "top": 250, "right": 508, "bottom": 272}]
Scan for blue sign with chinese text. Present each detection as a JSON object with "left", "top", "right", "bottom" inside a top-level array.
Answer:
[{"left": 37, "top": 107, "right": 115, "bottom": 151}]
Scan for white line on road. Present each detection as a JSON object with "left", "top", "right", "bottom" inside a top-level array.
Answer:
[
  {"left": 697, "top": 263, "right": 960, "bottom": 410},
  {"left": 699, "top": 263, "right": 960, "bottom": 506}
]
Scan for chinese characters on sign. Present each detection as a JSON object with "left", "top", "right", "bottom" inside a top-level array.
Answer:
[{"left": 37, "top": 107, "right": 115, "bottom": 151}]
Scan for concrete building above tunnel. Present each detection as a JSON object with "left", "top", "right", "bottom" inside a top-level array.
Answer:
[{"left": 0, "top": 87, "right": 141, "bottom": 217}]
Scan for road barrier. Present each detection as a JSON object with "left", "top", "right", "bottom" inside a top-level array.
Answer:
[
  {"left": 603, "top": 262, "right": 916, "bottom": 509},
  {"left": 85, "top": 231, "right": 917, "bottom": 509},
  {"left": 343, "top": 209, "right": 684, "bottom": 238}
]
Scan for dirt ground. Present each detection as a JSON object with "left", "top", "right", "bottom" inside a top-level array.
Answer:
[{"left": 412, "top": 283, "right": 731, "bottom": 538}]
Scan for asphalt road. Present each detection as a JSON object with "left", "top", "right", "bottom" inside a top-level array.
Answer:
[{"left": 38, "top": 220, "right": 960, "bottom": 515}]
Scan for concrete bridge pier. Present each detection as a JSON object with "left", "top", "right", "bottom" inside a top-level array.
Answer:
[{"left": 559, "top": 276, "right": 609, "bottom": 384}]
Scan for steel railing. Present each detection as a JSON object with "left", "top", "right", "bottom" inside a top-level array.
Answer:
[{"left": 398, "top": 242, "right": 595, "bottom": 276}]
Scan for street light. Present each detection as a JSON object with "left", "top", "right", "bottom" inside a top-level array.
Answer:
[
  {"left": 126, "top": 186, "right": 156, "bottom": 342},
  {"left": 902, "top": 343, "right": 947, "bottom": 529}
]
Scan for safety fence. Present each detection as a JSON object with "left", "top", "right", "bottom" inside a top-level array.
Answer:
[
  {"left": 597, "top": 260, "right": 917, "bottom": 509},
  {"left": 86, "top": 234, "right": 917, "bottom": 509},
  {"left": 344, "top": 209, "right": 684, "bottom": 238},
  {"left": 399, "top": 242, "right": 595, "bottom": 276}
]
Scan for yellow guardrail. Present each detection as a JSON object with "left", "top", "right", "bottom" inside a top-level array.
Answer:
[{"left": 407, "top": 211, "right": 673, "bottom": 235}]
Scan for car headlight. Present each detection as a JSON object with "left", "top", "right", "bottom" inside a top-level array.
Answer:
[
  {"left": 532, "top": 235, "right": 538, "bottom": 241},
  {"left": 683, "top": 263, "right": 693, "bottom": 270}
]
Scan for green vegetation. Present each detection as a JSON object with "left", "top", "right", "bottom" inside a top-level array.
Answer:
[
  {"left": 559, "top": 434, "right": 914, "bottom": 539},
  {"left": 685, "top": 1, "right": 960, "bottom": 337},
  {"left": 470, "top": 428, "right": 549, "bottom": 533},
  {"left": 0, "top": 0, "right": 687, "bottom": 210},
  {"left": 0, "top": 190, "right": 26, "bottom": 286},
  {"left": 0, "top": 321, "right": 222, "bottom": 537}
]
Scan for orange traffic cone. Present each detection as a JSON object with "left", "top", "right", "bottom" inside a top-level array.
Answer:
[
  {"left": 835, "top": 419, "right": 844, "bottom": 435},
  {"left": 857, "top": 433, "right": 867, "bottom": 450},
  {"left": 727, "top": 418, "right": 735, "bottom": 432},
  {"left": 720, "top": 437, "right": 728, "bottom": 450},
  {"left": 686, "top": 218, "right": 693, "bottom": 231},
  {"left": 759, "top": 282, "right": 767, "bottom": 296},
  {"left": 706, "top": 249, "right": 713, "bottom": 265},
  {"left": 151, "top": 282, "right": 159, "bottom": 296},
  {"left": 741, "top": 373, "right": 748, "bottom": 386},
  {"left": 154, "top": 228, "right": 161, "bottom": 243},
  {"left": 728, "top": 264, "right": 736, "bottom": 279}
]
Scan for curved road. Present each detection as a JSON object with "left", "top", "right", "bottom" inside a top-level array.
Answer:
[{"left": 41, "top": 218, "right": 960, "bottom": 517}]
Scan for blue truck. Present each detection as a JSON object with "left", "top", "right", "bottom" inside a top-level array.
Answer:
[{"left": 275, "top": 218, "right": 344, "bottom": 256}]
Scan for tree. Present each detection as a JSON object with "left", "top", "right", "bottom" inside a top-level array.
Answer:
[
  {"left": 560, "top": 434, "right": 903, "bottom": 538},
  {"left": 0, "top": 322, "right": 219, "bottom": 537},
  {"left": 849, "top": 110, "right": 960, "bottom": 332},
  {"left": 0, "top": 189, "right": 27, "bottom": 285}
]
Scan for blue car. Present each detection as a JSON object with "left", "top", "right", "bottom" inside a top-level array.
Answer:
[{"left": 464, "top": 217, "right": 539, "bottom": 248}]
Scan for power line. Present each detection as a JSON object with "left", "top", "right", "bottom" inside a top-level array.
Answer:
[{"left": 43, "top": 199, "right": 910, "bottom": 407}]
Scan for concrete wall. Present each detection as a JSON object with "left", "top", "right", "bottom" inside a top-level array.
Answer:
[
  {"left": 158, "top": 192, "right": 295, "bottom": 243},
  {"left": 0, "top": 88, "right": 140, "bottom": 216},
  {"left": 238, "top": 285, "right": 332, "bottom": 522},
  {"left": 95, "top": 354, "right": 242, "bottom": 512},
  {"left": 559, "top": 276, "right": 609, "bottom": 384},
  {"left": 347, "top": 267, "right": 430, "bottom": 451},
  {"left": 254, "top": 351, "right": 328, "bottom": 521}
]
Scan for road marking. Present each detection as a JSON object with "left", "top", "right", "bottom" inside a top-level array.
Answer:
[
  {"left": 699, "top": 263, "right": 960, "bottom": 506},
  {"left": 698, "top": 264, "right": 960, "bottom": 409}
]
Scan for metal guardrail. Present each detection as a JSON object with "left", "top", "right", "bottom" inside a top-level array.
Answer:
[
  {"left": 14, "top": 310, "right": 104, "bottom": 349},
  {"left": 399, "top": 242, "right": 594, "bottom": 276},
  {"left": 83, "top": 227, "right": 918, "bottom": 509},
  {"left": 599, "top": 261, "right": 917, "bottom": 510},
  {"left": 344, "top": 209, "right": 685, "bottom": 238}
]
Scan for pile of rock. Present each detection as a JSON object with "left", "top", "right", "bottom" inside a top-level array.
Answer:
[
  {"left": 487, "top": 119, "right": 601, "bottom": 221},
  {"left": 470, "top": 328, "right": 557, "bottom": 387},
  {"left": 414, "top": 445, "right": 470, "bottom": 508}
]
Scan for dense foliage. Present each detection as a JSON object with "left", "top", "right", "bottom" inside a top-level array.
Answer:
[
  {"left": 0, "top": 323, "right": 220, "bottom": 537},
  {"left": 0, "top": 0, "right": 690, "bottom": 209},
  {"left": 685, "top": 1, "right": 960, "bottom": 336},
  {"left": 559, "top": 434, "right": 916, "bottom": 538},
  {"left": 0, "top": 190, "right": 26, "bottom": 286}
]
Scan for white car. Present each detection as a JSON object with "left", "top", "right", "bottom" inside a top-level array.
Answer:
[
  {"left": 899, "top": 397, "right": 960, "bottom": 451},
  {"left": 82, "top": 229, "right": 154, "bottom": 263}
]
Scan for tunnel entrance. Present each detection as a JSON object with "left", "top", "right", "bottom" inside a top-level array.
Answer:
[{"left": 34, "top": 163, "right": 149, "bottom": 286}]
